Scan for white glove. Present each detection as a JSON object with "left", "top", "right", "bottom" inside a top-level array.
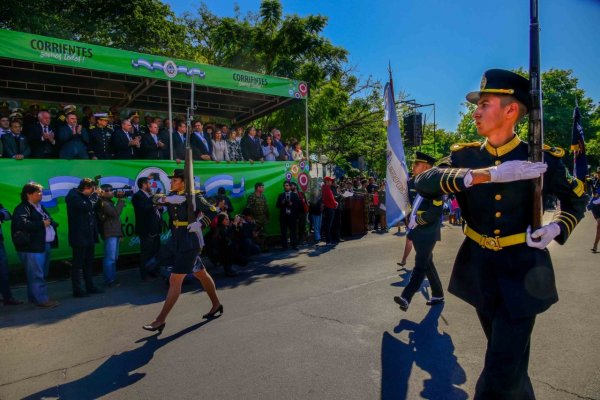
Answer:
[
  {"left": 592, "top": 197, "right": 600, "bottom": 205},
  {"left": 489, "top": 160, "right": 547, "bottom": 183},
  {"left": 187, "top": 221, "right": 202, "bottom": 234},
  {"left": 164, "top": 195, "right": 186, "bottom": 204},
  {"left": 526, "top": 223, "right": 561, "bottom": 249},
  {"left": 408, "top": 215, "right": 417, "bottom": 230}
]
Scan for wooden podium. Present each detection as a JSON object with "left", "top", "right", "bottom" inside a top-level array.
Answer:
[{"left": 342, "top": 196, "right": 366, "bottom": 236}]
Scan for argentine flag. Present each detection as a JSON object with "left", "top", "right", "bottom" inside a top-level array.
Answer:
[{"left": 384, "top": 82, "right": 410, "bottom": 227}]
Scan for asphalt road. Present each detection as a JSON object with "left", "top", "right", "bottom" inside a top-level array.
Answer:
[{"left": 0, "top": 211, "right": 599, "bottom": 400}]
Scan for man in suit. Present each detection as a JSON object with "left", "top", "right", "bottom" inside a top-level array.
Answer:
[
  {"left": 272, "top": 129, "right": 287, "bottom": 161},
  {"left": 414, "top": 69, "right": 588, "bottom": 399},
  {"left": 394, "top": 152, "right": 445, "bottom": 311},
  {"left": 65, "top": 178, "right": 103, "bottom": 297},
  {"left": 140, "top": 122, "right": 168, "bottom": 160},
  {"left": 190, "top": 121, "right": 212, "bottom": 161},
  {"left": 129, "top": 111, "right": 146, "bottom": 136},
  {"left": 0, "top": 116, "right": 10, "bottom": 137},
  {"left": 241, "top": 126, "right": 263, "bottom": 161},
  {"left": 25, "top": 110, "right": 57, "bottom": 158},
  {"left": 57, "top": 112, "right": 89, "bottom": 159},
  {"left": 88, "top": 113, "right": 113, "bottom": 159},
  {"left": 172, "top": 121, "right": 187, "bottom": 161},
  {"left": 276, "top": 181, "right": 301, "bottom": 250},
  {"left": 112, "top": 119, "right": 141, "bottom": 159},
  {"left": 2, "top": 120, "right": 31, "bottom": 160},
  {"left": 132, "top": 177, "right": 163, "bottom": 281}
]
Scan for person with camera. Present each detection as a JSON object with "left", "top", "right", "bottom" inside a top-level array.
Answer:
[
  {"left": 96, "top": 184, "right": 125, "bottom": 287},
  {"left": 132, "top": 177, "right": 163, "bottom": 281},
  {"left": 66, "top": 178, "right": 103, "bottom": 297},
  {"left": 1, "top": 202, "right": 23, "bottom": 306},
  {"left": 11, "top": 183, "right": 58, "bottom": 308}
]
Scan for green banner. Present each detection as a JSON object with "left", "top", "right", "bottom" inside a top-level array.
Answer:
[
  {"left": 0, "top": 160, "right": 312, "bottom": 268},
  {"left": 0, "top": 29, "right": 308, "bottom": 99}
]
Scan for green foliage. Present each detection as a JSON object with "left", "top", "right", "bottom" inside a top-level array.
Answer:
[{"left": 0, "top": 0, "right": 189, "bottom": 57}]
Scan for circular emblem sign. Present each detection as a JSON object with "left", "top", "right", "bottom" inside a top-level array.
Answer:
[
  {"left": 164, "top": 60, "right": 178, "bottom": 78},
  {"left": 298, "top": 173, "right": 309, "bottom": 191}
]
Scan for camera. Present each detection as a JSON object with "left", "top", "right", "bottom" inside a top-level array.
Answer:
[{"left": 115, "top": 185, "right": 134, "bottom": 198}]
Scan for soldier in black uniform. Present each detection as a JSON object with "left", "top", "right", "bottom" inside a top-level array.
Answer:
[
  {"left": 394, "top": 152, "right": 445, "bottom": 311},
  {"left": 143, "top": 169, "right": 223, "bottom": 333},
  {"left": 88, "top": 113, "right": 113, "bottom": 159},
  {"left": 415, "top": 69, "right": 587, "bottom": 399}
]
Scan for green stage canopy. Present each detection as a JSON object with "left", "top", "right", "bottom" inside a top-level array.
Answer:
[{"left": 0, "top": 29, "right": 308, "bottom": 124}]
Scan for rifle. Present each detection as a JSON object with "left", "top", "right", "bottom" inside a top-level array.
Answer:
[
  {"left": 185, "top": 79, "right": 196, "bottom": 224},
  {"left": 528, "top": 0, "right": 544, "bottom": 230}
]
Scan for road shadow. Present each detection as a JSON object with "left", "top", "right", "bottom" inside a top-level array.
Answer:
[
  {"left": 21, "top": 320, "right": 211, "bottom": 400},
  {"left": 0, "top": 253, "right": 305, "bottom": 329},
  {"left": 380, "top": 305, "right": 467, "bottom": 400},
  {"left": 390, "top": 269, "right": 431, "bottom": 302}
]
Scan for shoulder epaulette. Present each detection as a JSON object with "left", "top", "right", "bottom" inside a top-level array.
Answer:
[
  {"left": 450, "top": 142, "right": 481, "bottom": 152},
  {"left": 435, "top": 155, "right": 452, "bottom": 167},
  {"left": 542, "top": 144, "right": 565, "bottom": 158},
  {"left": 89, "top": 125, "right": 96, "bottom": 130}
]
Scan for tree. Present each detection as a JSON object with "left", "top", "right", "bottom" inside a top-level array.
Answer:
[{"left": 0, "top": 0, "right": 189, "bottom": 57}]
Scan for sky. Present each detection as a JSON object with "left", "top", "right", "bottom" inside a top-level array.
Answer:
[{"left": 167, "top": 0, "right": 600, "bottom": 131}]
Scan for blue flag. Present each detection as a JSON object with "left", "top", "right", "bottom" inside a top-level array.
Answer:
[
  {"left": 384, "top": 82, "right": 410, "bottom": 227},
  {"left": 570, "top": 106, "right": 588, "bottom": 180}
]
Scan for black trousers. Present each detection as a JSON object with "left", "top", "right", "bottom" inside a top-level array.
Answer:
[
  {"left": 332, "top": 207, "right": 342, "bottom": 242},
  {"left": 71, "top": 245, "right": 96, "bottom": 293},
  {"left": 475, "top": 304, "right": 536, "bottom": 400},
  {"left": 139, "top": 234, "right": 161, "bottom": 279},
  {"left": 322, "top": 207, "right": 335, "bottom": 243},
  {"left": 401, "top": 238, "right": 444, "bottom": 302},
  {"left": 280, "top": 214, "right": 297, "bottom": 248}
]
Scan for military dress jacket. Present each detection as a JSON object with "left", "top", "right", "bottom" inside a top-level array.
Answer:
[
  {"left": 154, "top": 191, "right": 217, "bottom": 252},
  {"left": 407, "top": 194, "right": 443, "bottom": 243},
  {"left": 88, "top": 126, "right": 114, "bottom": 159},
  {"left": 415, "top": 135, "right": 587, "bottom": 318}
]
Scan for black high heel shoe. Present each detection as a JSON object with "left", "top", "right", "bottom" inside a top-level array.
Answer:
[
  {"left": 202, "top": 304, "right": 223, "bottom": 319},
  {"left": 142, "top": 322, "right": 165, "bottom": 333}
]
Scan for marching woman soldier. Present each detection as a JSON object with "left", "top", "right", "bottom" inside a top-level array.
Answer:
[
  {"left": 414, "top": 69, "right": 587, "bottom": 399},
  {"left": 143, "top": 169, "right": 222, "bottom": 333},
  {"left": 394, "top": 152, "right": 445, "bottom": 311}
]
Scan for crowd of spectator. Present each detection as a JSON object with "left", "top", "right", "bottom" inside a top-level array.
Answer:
[{"left": 0, "top": 103, "right": 307, "bottom": 162}]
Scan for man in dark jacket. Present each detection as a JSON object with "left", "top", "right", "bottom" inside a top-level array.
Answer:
[
  {"left": 140, "top": 122, "right": 169, "bottom": 160},
  {"left": 190, "top": 121, "right": 212, "bottom": 161},
  {"left": 132, "top": 177, "right": 163, "bottom": 281},
  {"left": 11, "top": 183, "right": 59, "bottom": 308},
  {"left": 394, "top": 152, "right": 445, "bottom": 311},
  {"left": 276, "top": 181, "right": 301, "bottom": 250},
  {"left": 65, "top": 178, "right": 103, "bottom": 297},
  {"left": 240, "top": 127, "right": 263, "bottom": 161},
  {"left": 1, "top": 202, "right": 23, "bottom": 305},
  {"left": 25, "top": 110, "right": 57, "bottom": 158},
  {"left": 96, "top": 184, "right": 125, "bottom": 287},
  {"left": 2, "top": 120, "right": 31, "bottom": 159},
  {"left": 88, "top": 113, "right": 114, "bottom": 160},
  {"left": 112, "top": 119, "right": 141, "bottom": 159},
  {"left": 58, "top": 113, "right": 89, "bottom": 159},
  {"left": 171, "top": 121, "right": 187, "bottom": 161}
]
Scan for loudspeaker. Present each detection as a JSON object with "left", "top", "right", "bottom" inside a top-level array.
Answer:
[{"left": 403, "top": 113, "right": 423, "bottom": 147}]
